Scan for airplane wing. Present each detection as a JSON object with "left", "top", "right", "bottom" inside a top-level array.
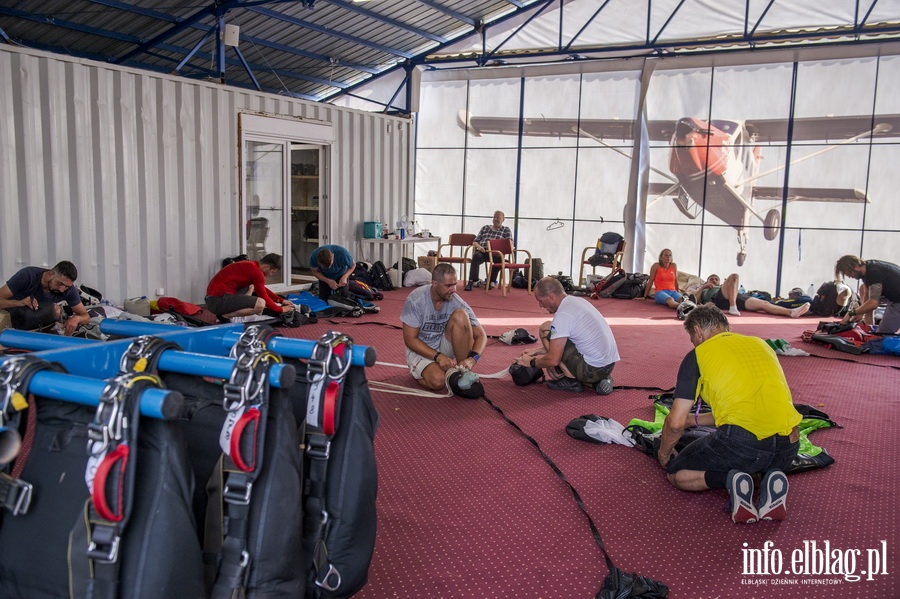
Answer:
[
  {"left": 462, "top": 111, "right": 900, "bottom": 143},
  {"left": 751, "top": 186, "right": 869, "bottom": 203},
  {"left": 459, "top": 111, "right": 676, "bottom": 141},
  {"left": 746, "top": 115, "right": 900, "bottom": 142}
]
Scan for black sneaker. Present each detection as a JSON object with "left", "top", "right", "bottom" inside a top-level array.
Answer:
[
  {"left": 726, "top": 470, "right": 758, "bottom": 524},
  {"left": 594, "top": 377, "right": 614, "bottom": 395},
  {"left": 546, "top": 377, "right": 584, "bottom": 393},
  {"left": 464, "top": 282, "right": 473, "bottom": 291}
]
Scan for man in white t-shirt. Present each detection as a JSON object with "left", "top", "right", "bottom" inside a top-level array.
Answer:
[
  {"left": 515, "top": 277, "right": 620, "bottom": 394},
  {"left": 401, "top": 263, "right": 488, "bottom": 391}
]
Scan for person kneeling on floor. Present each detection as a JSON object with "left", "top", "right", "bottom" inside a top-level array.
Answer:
[
  {"left": 658, "top": 303, "right": 801, "bottom": 524},
  {"left": 205, "top": 253, "right": 295, "bottom": 321},
  {"left": 514, "top": 276, "right": 619, "bottom": 395},
  {"left": 401, "top": 263, "right": 487, "bottom": 391}
]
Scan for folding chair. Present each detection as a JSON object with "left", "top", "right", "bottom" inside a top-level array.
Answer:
[{"left": 485, "top": 238, "right": 532, "bottom": 296}]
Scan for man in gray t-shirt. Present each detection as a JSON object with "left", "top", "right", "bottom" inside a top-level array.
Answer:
[{"left": 400, "top": 263, "right": 487, "bottom": 391}]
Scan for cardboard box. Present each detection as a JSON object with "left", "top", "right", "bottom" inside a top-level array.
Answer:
[{"left": 417, "top": 256, "right": 438, "bottom": 272}]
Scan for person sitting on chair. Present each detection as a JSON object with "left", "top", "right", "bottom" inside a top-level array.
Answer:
[
  {"left": 514, "top": 277, "right": 619, "bottom": 395},
  {"left": 0, "top": 260, "right": 90, "bottom": 335},
  {"left": 835, "top": 254, "right": 900, "bottom": 334},
  {"left": 464, "top": 210, "right": 512, "bottom": 291},
  {"left": 401, "top": 263, "right": 487, "bottom": 391},
  {"left": 690, "top": 274, "right": 810, "bottom": 318},
  {"left": 643, "top": 248, "right": 681, "bottom": 310},
  {"left": 309, "top": 245, "right": 355, "bottom": 301},
  {"left": 205, "top": 253, "right": 294, "bottom": 320},
  {"left": 658, "top": 304, "right": 801, "bottom": 524}
]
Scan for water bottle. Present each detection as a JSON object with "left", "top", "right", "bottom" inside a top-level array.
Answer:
[
  {"left": 739, "top": 284, "right": 746, "bottom": 294},
  {"left": 807, "top": 283, "right": 815, "bottom": 297}
]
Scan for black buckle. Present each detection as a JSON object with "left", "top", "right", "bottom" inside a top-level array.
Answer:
[
  {"left": 0, "top": 472, "right": 33, "bottom": 516},
  {"left": 223, "top": 474, "right": 253, "bottom": 505},
  {"left": 87, "top": 523, "right": 121, "bottom": 563},
  {"left": 306, "top": 436, "right": 331, "bottom": 460}
]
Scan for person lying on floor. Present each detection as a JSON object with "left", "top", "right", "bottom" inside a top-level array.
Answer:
[
  {"left": 689, "top": 273, "right": 810, "bottom": 318},
  {"left": 513, "top": 276, "right": 619, "bottom": 395},
  {"left": 658, "top": 303, "right": 800, "bottom": 524},
  {"left": 400, "top": 263, "right": 487, "bottom": 391}
]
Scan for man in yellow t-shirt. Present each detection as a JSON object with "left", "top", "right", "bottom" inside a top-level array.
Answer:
[{"left": 657, "top": 304, "right": 801, "bottom": 524}]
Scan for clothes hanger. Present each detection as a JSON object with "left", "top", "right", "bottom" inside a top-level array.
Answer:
[{"left": 547, "top": 218, "right": 564, "bottom": 231}]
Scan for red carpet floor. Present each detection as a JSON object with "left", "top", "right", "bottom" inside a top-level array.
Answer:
[{"left": 280, "top": 285, "right": 899, "bottom": 599}]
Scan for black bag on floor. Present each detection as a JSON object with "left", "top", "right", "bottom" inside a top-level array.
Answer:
[
  {"left": 369, "top": 261, "right": 394, "bottom": 291},
  {"left": 611, "top": 273, "right": 649, "bottom": 299},
  {"left": 526, "top": 258, "right": 544, "bottom": 285}
]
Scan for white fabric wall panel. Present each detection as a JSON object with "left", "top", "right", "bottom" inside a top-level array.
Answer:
[
  {"left": 0, "top": 45, "right": 411, "bottom": 304},
  {"left": 416, "top": 42, "right": 900, "bottom": 294}
]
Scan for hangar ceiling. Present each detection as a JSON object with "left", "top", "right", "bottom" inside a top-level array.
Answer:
[{"left": 2, "top": 0, "right": 900, "bottom": 110}]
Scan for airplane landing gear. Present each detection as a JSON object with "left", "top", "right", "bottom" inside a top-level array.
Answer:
[
  {"left": 736, "top": 230, "right": 748, "bottom": 266},
  {"left": 764, "top": 209, "right": 780, "bottom": 241}
]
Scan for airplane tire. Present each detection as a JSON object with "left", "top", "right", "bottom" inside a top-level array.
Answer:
[{"left": 764, "top": 209, "right": 780, "bottom": 241}]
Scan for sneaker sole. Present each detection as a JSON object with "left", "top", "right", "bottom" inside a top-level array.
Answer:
[
  {"left": 729, "top": 471, "right": 758, "bottom": 524},
  {"left": 759, "top": 471, "right": 789, "bottom": 521},
  {"left": 546, "top": 381, "right": 584, "bottom": 393}
]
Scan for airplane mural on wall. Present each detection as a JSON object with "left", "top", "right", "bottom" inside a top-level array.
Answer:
[{"left": 458, "top": 111, "right": 900, "bottom": 265}]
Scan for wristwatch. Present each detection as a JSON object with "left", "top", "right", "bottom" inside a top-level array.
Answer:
[
  {"left": 467, "top": 351, "right": 480, "bottom": 362},
  {"left": 433, "top": 351, "right": 440, "bottom": 361}
]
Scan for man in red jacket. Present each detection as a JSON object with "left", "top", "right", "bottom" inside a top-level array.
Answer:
[{"left": 205, "top": 253, "right": 295, "bottom": 319}]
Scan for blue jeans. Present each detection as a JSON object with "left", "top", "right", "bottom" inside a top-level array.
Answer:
[{"left": 666, "top": 424, "right": 798, "bottom": 488}]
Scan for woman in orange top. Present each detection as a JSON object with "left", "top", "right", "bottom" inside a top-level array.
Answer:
[{"left": 644, "top": 248, "right": 681, "bottom": 310}]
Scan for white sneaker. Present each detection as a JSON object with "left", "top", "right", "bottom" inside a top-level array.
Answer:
[
  {"left": 790, "top": 303, "right": 811, "bottom": 318},
  {"left": 229, "top": 314, "right": 269, "bottom": 323},
  {"left": 729, "top": 306, "right": 741, "bottom": 316}
]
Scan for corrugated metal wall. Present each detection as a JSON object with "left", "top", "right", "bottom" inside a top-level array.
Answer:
[{"left": 0, "top": 45, "right": 413, "bottom": 304}]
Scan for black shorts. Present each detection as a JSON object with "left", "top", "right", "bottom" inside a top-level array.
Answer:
[
  {"left": 666, "top": 424, "right": 799, "bottom": 486},
  {"left": 710, "top": 290, "right": 747, "bottom": 312},
  {"left": 205, "top": 294, "right": 257, "bottom": 316}
]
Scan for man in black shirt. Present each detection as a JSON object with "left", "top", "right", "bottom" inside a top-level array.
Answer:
[
  {"left": 835, "top": 255, "right": 900, "bottom": 334},
  {"left": 0, "top": 261, "right": 89, "bottom": 335}
]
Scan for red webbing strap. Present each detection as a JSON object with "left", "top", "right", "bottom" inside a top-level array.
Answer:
[
  {"left": 92, "top": 444, "right": 130, "bottom": 522},
  {"left": 9, "top": 393, "right": 37, "bottom": 480},
  {"left": 321, "top": 343, "right": 347, "bottom": 435},
  {"left": 229, "top": 407, "right": 260, "bottom": 472}
]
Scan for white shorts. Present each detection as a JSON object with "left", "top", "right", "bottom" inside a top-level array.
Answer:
[{"left": 406, "top": 335, "right": 455, "bottom": 379}]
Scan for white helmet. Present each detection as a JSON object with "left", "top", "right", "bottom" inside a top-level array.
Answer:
[{"left": 676, "top": 299, "right": 697, "bottom": 321}]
